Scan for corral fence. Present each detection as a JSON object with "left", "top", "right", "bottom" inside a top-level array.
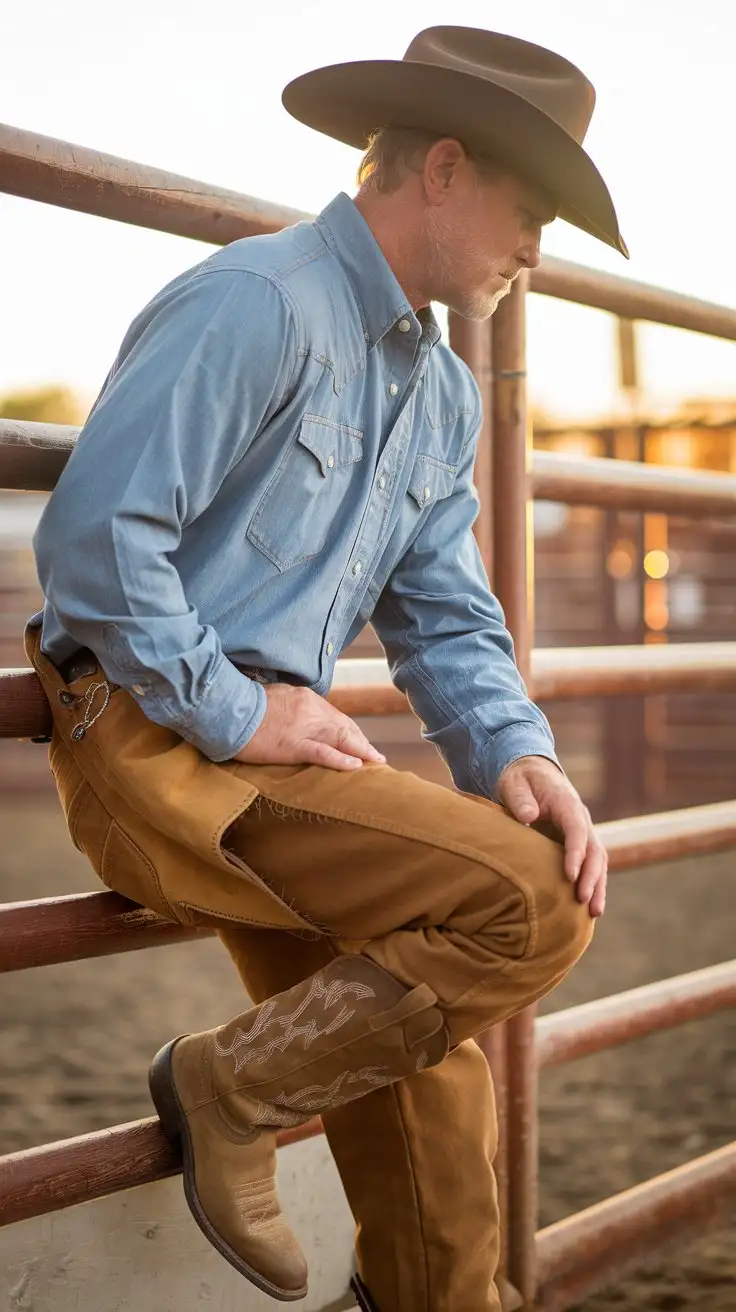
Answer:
[{"left": 1, "top": 122, "right": 735, "bottom": 1310}]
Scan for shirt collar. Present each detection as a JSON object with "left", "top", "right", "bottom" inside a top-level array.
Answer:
[{"left": 315, "top": 193, "right": 440, "bottom": 350}]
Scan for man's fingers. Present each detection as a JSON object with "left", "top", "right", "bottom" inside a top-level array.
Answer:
[
  {"left": 322, "top": 717, "right": 386, "bottom": 764},
  {"left": 504, "top": 775, "right": 540, "bottom": 824},
  {"left": 576, "top": 837, "right": 608, "bottom": 913},
  {"left": 551, "top": 795, "right": 588, "bottom": 880},
  {"left": 589, "top": 872, "right": 607, "bottom": 918},
  {"left": 303, "top": 740, "right": 365, "bottom": 770}
]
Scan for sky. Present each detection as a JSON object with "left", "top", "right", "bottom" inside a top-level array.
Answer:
[{"left": 1, "top": 0, "right": 735, "bottom": 420}]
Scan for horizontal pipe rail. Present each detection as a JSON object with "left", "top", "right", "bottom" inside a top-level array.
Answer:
[
  {"left": 535, "top": 1142, "right": 736, "bottom": 1312},
  {"left": 1, "top": 1114, "right": 732, "bottom": 1294},
  {"left": 0, "top": 122, "right": 306, "bottom": 246},
  {"left": 532, "top": 449, "right": 736, "bottom": 518},
  {"left": 4, "top": 643, "right": 736, "bottom": 740},
  {"left": 536, "top": 960, "right": 736, "bottom": 1068},
  {"left": 331, "top": 643, "right": 736, "bottom": 707},
  {"left": 0, "top": 891, "right": 211, "bottom": 973},
  {"left": 597, "top": 799, "right": 736, "bottom": 870},
  {"left": 6, "top": 421, "right": 736, "bottom": 521},
  {"left": 529, "top": 642, "right": 736, "bottom": 701},
  {"left": 1, "top": 801, "right": 734, "bottom": 974},
  {"left": 0, "top": 418, "right": 77, "bottom": 491},
  {"left": 0, "top": 1114, "right": 322, "bottom": 1228},
  {"left": 3, "top": 123, "right": 736, "bottom": 341},
  {"left": 531, "top": 256, "right": 736, "bottom": 341}
]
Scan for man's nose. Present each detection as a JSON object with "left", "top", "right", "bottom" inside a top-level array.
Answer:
[{"left": 516, "top": 238, "right": 542, "bottom": 271}]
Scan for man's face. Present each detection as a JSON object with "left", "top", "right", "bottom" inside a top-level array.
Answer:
[{"left": 421, "top": 146, "right": 556, "bottom": 320}]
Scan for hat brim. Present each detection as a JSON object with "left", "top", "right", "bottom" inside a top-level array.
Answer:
[{"left": 283, "top": 59, "right": 629, "bottom": 258}]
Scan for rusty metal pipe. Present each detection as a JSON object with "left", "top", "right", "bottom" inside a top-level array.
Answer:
[
  {"left": 531, "top": 448, "right": 736, "bottom": 518},
  {"left": 531, "top": 641, "right": 736, "bottom": 700},
  {"left": 1, "top": 804, "right": 733, "bottom": 974},
  {"left": 0, "top": 418, "right": 77, "bottom": 491},
  {"left": 0, "top": 891, "right": 211, "bottom": 972},
  {"left": 0, "top": 122, "right": 307, "bottom": 245},
  {"left": 535, "top": 1142, "right": 736, "bottom": 1312},
  {"left": 491, "top": 274, "right": 539, "bottom": 1302},
  {"left": 3, "top": 124, "right": 736, "bottom": 341},
  {"left": 599, "top": 799, "right": 736, "bottom": 869},
  {"left": 448, "top": 313, "right": 510, "bottom": 1266},
  {"left": 5, "top": 642, "right": 736, "bottom": 741},
  {"left": 536, "top": 960, "right": 736, "bottom": 1068},
  {"left": 530, "top": 255, "right": 736, "bottom": 342},
  {"left": 7, "top": 419, "right": 736, "bottom": 523},
  {"left": 0, "top": 1115, "right": 322, "bottom": 1228}
]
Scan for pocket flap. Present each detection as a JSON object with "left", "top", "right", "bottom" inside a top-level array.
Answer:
[
  {"left": 408, "top": 453, "right": 457, "bottom": 508},
  {"left": 297, "top": 414, "right": 364, "bottom": 475}
]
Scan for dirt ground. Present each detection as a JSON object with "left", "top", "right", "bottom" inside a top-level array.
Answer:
[{"left": 1, "top": 795, "right": 734, "bottom": 1311}]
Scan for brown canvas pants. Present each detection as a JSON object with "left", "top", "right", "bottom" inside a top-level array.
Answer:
[{"left": 28, "top": 627, "right": 594, "bottom": 1312}]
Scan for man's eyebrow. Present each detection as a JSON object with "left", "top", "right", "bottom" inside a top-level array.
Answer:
[{"left": 521, "top": 203, "right": 557, "bottom": 227}]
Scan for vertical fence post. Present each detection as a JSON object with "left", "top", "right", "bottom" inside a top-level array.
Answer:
[
  {"left": 490, "top": 273, "right": 539, "bottom": 1305},
  {"left": 449, "top": 311, "right": 510, "bottom": 1272}
]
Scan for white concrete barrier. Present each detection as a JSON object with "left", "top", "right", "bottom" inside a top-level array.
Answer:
[{"left": 0, "top": 1135, "right": 357, "bottom": 1311}]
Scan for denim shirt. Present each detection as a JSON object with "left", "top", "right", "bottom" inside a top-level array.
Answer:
[{"left": 34, "top": 192, "right": 559, "bottom": 795}]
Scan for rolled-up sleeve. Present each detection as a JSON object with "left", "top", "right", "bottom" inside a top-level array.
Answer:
[
  {"left": 34, "top": 268, "right": 297, "bottom": 761},
  {"left": 371, "top": 418, "right": 562, "bottom": 797}
]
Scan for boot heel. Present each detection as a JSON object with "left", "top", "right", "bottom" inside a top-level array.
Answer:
[
  {"left": 148, "top": 1038, "right": 186, "bottom": 1142},
  {"left": 351, "top": 1274, "right": 380, "bottom": 1311}
]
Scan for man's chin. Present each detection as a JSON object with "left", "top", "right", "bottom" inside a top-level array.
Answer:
[{"left": 444, "top": 286, "right": 509, "bottom": 322}]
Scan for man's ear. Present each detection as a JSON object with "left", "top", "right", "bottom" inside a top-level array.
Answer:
[{"left": 423, "top": 137, "right": 466, "bottom": 205}]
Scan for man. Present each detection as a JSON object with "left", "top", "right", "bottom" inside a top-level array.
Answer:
[{"left": 29, "top": 25, "right": 626, "bottom": 1312}]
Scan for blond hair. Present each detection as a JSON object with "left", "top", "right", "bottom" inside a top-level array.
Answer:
[{"left": 356, "top": 126, "right": 504, "bottom": 194}]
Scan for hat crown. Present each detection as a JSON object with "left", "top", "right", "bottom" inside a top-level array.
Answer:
[{"left": 403, "top": 26, "right": 596, "bottom": 144}]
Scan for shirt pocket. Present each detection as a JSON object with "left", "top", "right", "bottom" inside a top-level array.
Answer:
[
  {"left": 406, "top": 452, "right": 457, "bottom": 514},
  {"left": 246, "top": 413, "right": 364, "bottom": 571}
]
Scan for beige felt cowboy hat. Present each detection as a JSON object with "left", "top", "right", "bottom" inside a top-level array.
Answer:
[{"left": 283, "top": 25, "right": 628, "bottom": 258}]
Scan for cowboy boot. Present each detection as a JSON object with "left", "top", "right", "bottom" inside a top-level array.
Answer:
[
  {"left": 149, "top": 954, "right": 449, "bottom": 1302},
  {"left": 349, "top": 1270, "right": 523, "bottom": 1311}
]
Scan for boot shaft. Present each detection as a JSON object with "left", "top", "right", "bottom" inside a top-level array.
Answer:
[{"left": 207, "top": 955, "right": 448, "bottom": 1121}]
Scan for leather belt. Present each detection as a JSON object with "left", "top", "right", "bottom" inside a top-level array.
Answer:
[
  {"left": 56, "top": 650, "right": 302, "bottom": 689},
  {"left": 235, "top": 664, "right": 303, "bottom": 688},
  {"left": 56, "top": 647, "right": 99, "bottom": 684}
]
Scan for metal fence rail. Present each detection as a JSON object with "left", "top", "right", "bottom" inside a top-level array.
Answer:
[
  {"left": 4, "top": 643, "right": 736, "bottom": 739},
  {"left": 8, "top": 417, "right": 736, "bottom": 516},
  {"left": 3, "top": 803, "right": 735, "bottom": 974},
  {"left": 0, "top": 122, "right": 734, "bottom": 1311},
  {"left": 4, "top": 121, "right": 736, "bottom": 338}
]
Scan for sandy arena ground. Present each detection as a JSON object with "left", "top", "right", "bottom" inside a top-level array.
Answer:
[{"left": 0, "top": 795, "right": 734, "bottom": 1310}]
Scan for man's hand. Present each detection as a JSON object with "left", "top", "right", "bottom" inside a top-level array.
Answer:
[
  {"left": 234, "top": 683, "right": 387, "bottom": 772},
  {"left": 496, "top": 755, "right": 607, "bottom": 917}
]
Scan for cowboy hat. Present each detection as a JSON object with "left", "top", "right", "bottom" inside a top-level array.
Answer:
[{"left": 282, "top": 26, "right": 628, "bottom": 257}]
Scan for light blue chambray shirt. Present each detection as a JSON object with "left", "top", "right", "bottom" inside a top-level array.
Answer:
[{"left": 34, "top": 192, "right": 560, "bottom": 795}]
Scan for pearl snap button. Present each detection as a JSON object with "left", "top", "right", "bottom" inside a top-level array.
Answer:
[
  {"left": 378, "top": 475, "right": 387, "bottom": 490},
  {"left": 423, "top": 487, "right": 432, "bottom": 503},
  {"left": 327, "top": 454, "right": 335, "bottom": 469},
  {"left": 353, "top": 561, "right": 362, "bottom": 576},
  {"left": 398, "top": 318, "right": 411, "bottom": 333},
  {"left": 389, "top": 382, "right": 398, "bottom": 396},
  {"left": 326, "top": 642, "right": 334, "bottom": 656}
]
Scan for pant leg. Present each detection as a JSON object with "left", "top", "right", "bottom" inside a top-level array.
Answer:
[
  {"left": 222, "top": 763, "right": 595, "bottom": 1047},
  {"left": 217, "top": 924, "right": 502, "bottom": 1312}
]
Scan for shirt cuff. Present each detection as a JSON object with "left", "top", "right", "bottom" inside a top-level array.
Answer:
[
  {"left": 475, "top": 723, "right": 564, "bottom": 801},
  {"left": 174, "top": 658, "right": 268, "bottom": 762}
]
